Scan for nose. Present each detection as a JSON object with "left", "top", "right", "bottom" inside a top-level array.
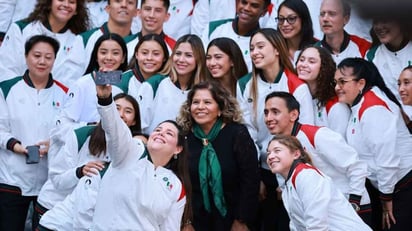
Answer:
[
  {"left": 197, "top": 101, "right": 206, "bottom": 109},
  {"left": 147, "top": 52, "right": 153, "bottom": 60},
  {"left": 267, "top": 151, "right": 275, "bottom": 162},
  {"left": 250, "top": 48, "right": 258, "bottom": 58},
  {"left": 399, "top": 83, "right": 405, "bottom": 92},
  {"left": 177, "top": 55, "right": 185, "bottom": 62},
  {"left": 299, "top": 60, "right": 308, "bottom": 67},
  {"left": 265, "top": 111, "right": 274, "bottom": 121},
  {"left": 209, "top": 57, "right": 217, "bottom": 66},
  {"left": 119, "top": 109, "right": 125, "bottom": 119},
  {"left": 149, "top": 9, "right": 155, "bottom": 17},
  {"left": 38, "top": 56, "right": 46, "bottom": 64},
  {"left": 243, "top": 3, "right": 251, "bottom": 12},
  {"left": 106, "top": 52, "right": 113, "bottom": 60},
  {"left": 334, "top": 82, "right": 340, "bottom": 91}
]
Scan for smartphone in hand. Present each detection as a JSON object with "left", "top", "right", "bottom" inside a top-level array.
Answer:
[
  {"left": 26, "top": 145, "right": 40, "bottom": 164},
  {"left": 94, "top": 70, "right": 122, "bottom": 85}
]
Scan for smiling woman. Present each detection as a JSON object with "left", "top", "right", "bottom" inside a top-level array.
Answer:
[
  {"left": 177, "top": 81, "right": 259, "bottom": 230},
  {"left": 206, "top": 37, "right": 248, "bottom": 97},
  {"left": 59, "top": 33, "right": 129, "bottom": 126},
  {"left": 277, "top": 0, "right": 317, "bottom": 61},
  {"left": 266, "top": 135, "right": 372, "bottom": 231},
  {"left": 335, "top": 58, "right": 412, "bottom": 231},
  {"left": 0, "top": 35, "right": 67, "bottom": 230},
  {"left": 136, "top": 34, "right": 209, "bottom": 135},
  {"left": 82, "top": 83, "right": 192, "bottom": 230}
]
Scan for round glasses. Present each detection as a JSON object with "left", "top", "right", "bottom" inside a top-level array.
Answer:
[{"left": 276, "top": 16, "right": 299, "bottom": 25}]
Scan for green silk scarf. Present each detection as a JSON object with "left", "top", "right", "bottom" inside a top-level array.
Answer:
[{"left": 193, "top": 118, "right": 227, "bottom": 217}]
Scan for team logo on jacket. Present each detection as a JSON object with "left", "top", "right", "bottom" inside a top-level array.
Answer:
[
  {"left": 163, "top": 177, "right": 173, "bottom": 191},
  {"left": 63, "top": 45, "right": 72, "bottom": 54},
  {"left": 52, "top": 101, "right": 61, "bottom": 108}
]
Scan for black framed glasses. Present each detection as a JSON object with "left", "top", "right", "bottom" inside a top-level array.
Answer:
[
  {"left": 332, "top": 79, "right": 358, "bottom": 87},
  {"left": 275, "top": 16, "right": 299, "bottom": 25}
]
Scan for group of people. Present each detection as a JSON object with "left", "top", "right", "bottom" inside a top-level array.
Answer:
[{"left": 0, "top": 0, "right": 412, "bottom": 230}]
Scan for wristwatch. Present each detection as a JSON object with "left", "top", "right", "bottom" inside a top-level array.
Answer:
[{"left": 351, "top": 202, "right": 360, "bottom": 212}]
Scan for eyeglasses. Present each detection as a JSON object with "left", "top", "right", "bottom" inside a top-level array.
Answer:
[
  {"left": 332, "top": 78, "right": 358, "bottom": 87},
  {"left": 276, "top": 16, "right": 299, "bottom": 25}
]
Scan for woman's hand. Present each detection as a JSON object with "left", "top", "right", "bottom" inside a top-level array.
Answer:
[
  {"left": 12, "top": 143, "right": 27, "bottom": 155},
  {"left": 231, "top": 219, "right": 249, "bottom": 231},
  {"left": 37, "top": 140, "right": 49, "bottom": 157},
  {"left": 382, "top": 200, "right": 396, "bottom": 229},
  {"left": 94, "top": 69, "right": 113, "bottom": 99},
  {"left": 82, "top": 160, "right": 105, "bottom": 177}
]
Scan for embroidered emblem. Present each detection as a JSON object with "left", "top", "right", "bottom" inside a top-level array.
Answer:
[
  {"left": 52, "top": 101, "right": 60, "bottom": 107},
  {"left": 163, "top": 177, "right": 173, "bottom": 191}
]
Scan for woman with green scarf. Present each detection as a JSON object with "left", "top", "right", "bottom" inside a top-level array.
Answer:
[{"left": 177, "top": 81, "right": 259, "bottom": 231}]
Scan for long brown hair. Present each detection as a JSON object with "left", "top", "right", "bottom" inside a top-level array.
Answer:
[
  {"left": 206, "top": 37, "right": 248, "bottom": 97},
  {"left": 250, "top": 28, "right": 295, "bottom": 116},
  {"left": 168, "top": 34, "right": 208, "bottom": 87}
]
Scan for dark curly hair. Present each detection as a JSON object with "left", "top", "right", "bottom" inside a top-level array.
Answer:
[
  {"left": 25, "top": 0, "right": 90, "bottom": 34},
  {"left": 296, "top": 45, "right": 336, "bottom": 107},
  {"left": 177, "top": 81, "right": 243, "bottom": 133}
]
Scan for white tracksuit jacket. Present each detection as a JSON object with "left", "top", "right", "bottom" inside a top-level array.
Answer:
[
  {"left": 296, "top": 124, "right": 370, "bottom": 205},
  {"left": 280, "top": 162, "right": 372, "bottom": 231},
  {"left": 91, "top": 101, "right": 185, "bottom": 230},
  {"left": 191, "top": 0, "right": 278, "bottom": 39},
  {"left": 237, "top": 70, "right": 314, "bottom": 168},
  {"left": 0, "top": 0, "right": 36, "bottom": 37},
  {"left": 39, "top": 163, "right": 110, "bottom": 231},
  {"left": 0, "top": 20, "right": 80, "bottom": 87},
  {"left": 37, "top": 125, "right": 110, "bottom": 210},
  {"left": 312, "top": 96, "right": 350, "bottom": 138},
  {"left": 0, "top": 75, "right": 67, "bottom": 196},
  {"left": 137, "top": 75, "right": 188, "bottom": 134},
  {"left": 346, "top": 87, "right": 412, "bottom": 197},
  {"left": 366, "top": 41, "right": 412, "bottom": 117},
  {"left": 316, "top": 32, "right": 371, "bottom": 65}
]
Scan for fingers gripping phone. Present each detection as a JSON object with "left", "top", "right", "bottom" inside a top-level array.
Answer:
[
  {"left": 26, "top": 145, "right": 40, "bottom": 164},
  {"left": 94, "top": 70, "right": 122, "bottom": 85}
]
